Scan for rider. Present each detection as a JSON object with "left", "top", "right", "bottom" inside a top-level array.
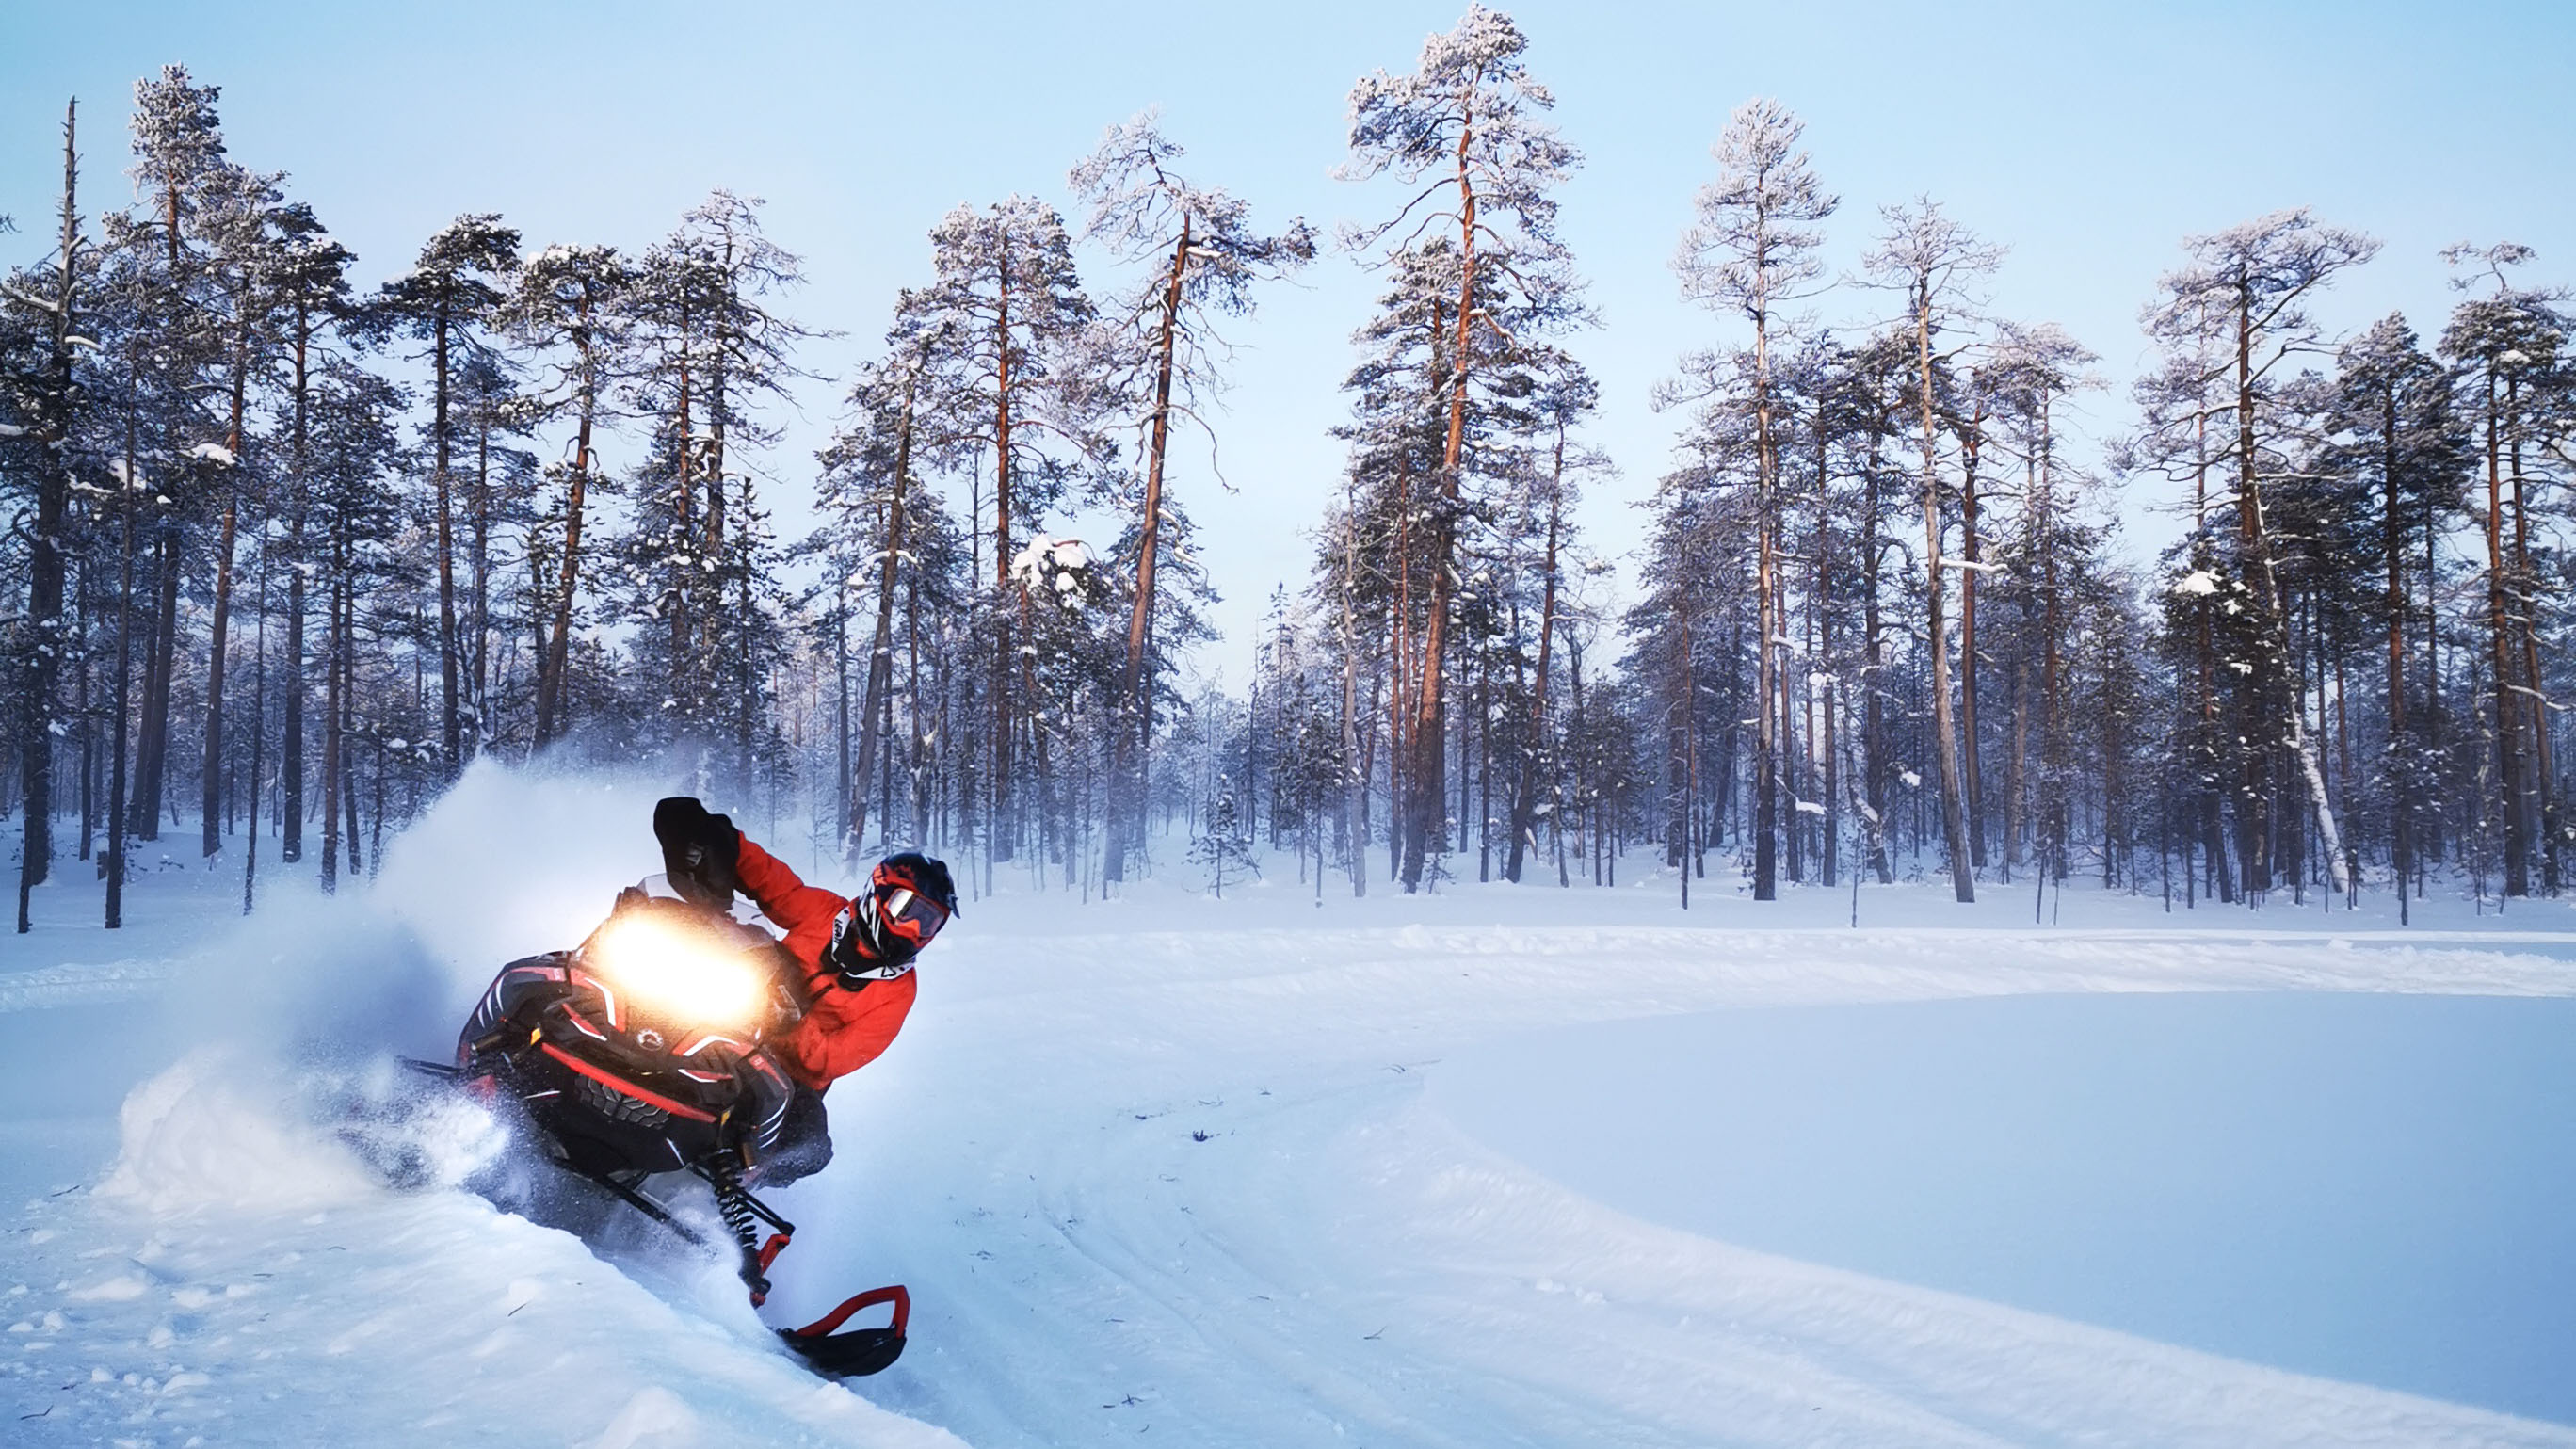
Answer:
[{"left": 651, "top": 796, "right": 958, "bottom": 1185}]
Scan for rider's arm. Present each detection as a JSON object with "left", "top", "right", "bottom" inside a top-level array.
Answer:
[
  {"left": 733, "top": 834, "right": 849, "bottom": 938},
  {"left": 774, "top": 973, "right": 918, "bottom": 1090}
]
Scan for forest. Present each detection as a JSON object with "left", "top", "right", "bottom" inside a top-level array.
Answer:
[{"left": 4, "top": 5, "right": 2570, "bottom": 931}]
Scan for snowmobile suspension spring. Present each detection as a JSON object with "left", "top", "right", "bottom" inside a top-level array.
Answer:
[{"left": 706, "top": 1156, "right": 762, "bottom": 1255}]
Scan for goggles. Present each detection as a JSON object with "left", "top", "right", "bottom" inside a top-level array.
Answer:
[{"left": 876, "top": 881, "right": 949, "bottom": 949}]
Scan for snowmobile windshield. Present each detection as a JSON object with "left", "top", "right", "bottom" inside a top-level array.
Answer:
[{"left": 580, "top": 900, "right": 779, "bottom": 1035}]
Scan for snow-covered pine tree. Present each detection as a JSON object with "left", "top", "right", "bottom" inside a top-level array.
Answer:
[
  {"left": 2323, "top": 314, "right": 2472, "bottom": 916},
  {"left": 2144, "top": 209, "right": 2374, "bottom": 900},
  {"left": 6, "top": 100, "right": 80, "bottom": 930},
  {"left": 816, "top": 325, "right": 940, "bottom": 860},
  {"left": 187, "top": 153, "right": 296, "bottom": 860},
  {"left": 895, "top": 197, "right": 1099, "bottom": 863},
  {"left": 1983, "top": 321, "right": 2101, "bottom": 888},
  {"left": 371, "top": 212, "right": 522, "bottom": 776},
  {"left": 1500, "top": 351, "right": 1600, "bottom": 884},
  {"left": 1190, "top": 771, "right": 1258, "bottom": 898},
  {"left": 1864, "top": 199, "right": 2003, "bottom": 904},
  {"left": 266, "top": 202, "right": 354, "bottom": 865},
  {"left": 303, "top": 357, "right": 410, "bottom": 893},
  {"left": 1341, "top": 3, "right": 1580, "bottom": 893},
  {"left": 1669, "top": 97, "right": 1835, "bottom": 902},
  {"left": 1071, "top": 109, "right": 1314, "bottom": 886},
  {"left": 620, "top": 192, "right": 813, "bottom": 795},
  {"left": 510, "top": 242, "right": 631, "bottom": 747},
  {"left": 2438, "top": 242, "right": 2568, "bottom": 898},
  {"left": 121, "top": 65, "right": 237, "bottom": 845}
]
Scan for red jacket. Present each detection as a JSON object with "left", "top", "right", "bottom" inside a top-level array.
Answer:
[{"left": 734, "top": 836, "right": 917, "bottom": 1093}]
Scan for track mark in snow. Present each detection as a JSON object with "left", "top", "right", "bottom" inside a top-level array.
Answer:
[{"left": 0, "top": 960, "right": 175, "bottom": 1013}]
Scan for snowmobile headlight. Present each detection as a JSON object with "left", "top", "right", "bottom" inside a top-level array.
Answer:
[{"left": 585, "top": 916, "right": 768, "bottom": 1031}]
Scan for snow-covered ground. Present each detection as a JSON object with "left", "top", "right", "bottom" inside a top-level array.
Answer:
[{"left": 5, "top": 764, "right": 2574, "bottom": 1447}]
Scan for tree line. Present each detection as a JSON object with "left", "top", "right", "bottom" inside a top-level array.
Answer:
[{"left": 5, "top": 9, "right": 2570, "bottom": 931}]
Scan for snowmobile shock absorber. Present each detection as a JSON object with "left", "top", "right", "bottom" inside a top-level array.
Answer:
[{"left": 704, "top": 1155, "right": 773, "bottom": 1301}]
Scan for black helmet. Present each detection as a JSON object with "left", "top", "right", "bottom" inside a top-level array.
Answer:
[{"left": 826, "top": 851, "right": 958, "bottom": 982}]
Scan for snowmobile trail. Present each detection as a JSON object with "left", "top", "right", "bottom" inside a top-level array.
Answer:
[
  {"left": 811, "top": 916, "right": 2576, "bottom": 1448},
  {"left": 8, "top": 771, "right": 2576, "bottom": 1447}
]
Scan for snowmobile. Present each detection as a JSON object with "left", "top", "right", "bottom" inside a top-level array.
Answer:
[{"left": 406, "top": 880, "right": 910, "bottom": 1377}]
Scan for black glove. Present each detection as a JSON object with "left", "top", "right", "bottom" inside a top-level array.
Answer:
[{"left": 653, "top": 797, "right": 742, "bottom": 909}]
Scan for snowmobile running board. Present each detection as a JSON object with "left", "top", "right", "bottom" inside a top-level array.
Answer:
[{"left": 400, "top": 1055, "right": 909, "bottom": 1376}]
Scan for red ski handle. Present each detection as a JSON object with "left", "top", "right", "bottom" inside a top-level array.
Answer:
[{"left": 794, "top": 1284, "right": 910, "bottom": 1340}]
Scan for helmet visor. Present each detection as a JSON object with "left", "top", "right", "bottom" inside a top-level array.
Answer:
[{"left": 877, "top": 883, "right": 948, "bottom": 950}]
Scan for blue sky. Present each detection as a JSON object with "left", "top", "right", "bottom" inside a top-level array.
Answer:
[{"left": 5, "top": 0, "right": 2570, "bottom": 681}]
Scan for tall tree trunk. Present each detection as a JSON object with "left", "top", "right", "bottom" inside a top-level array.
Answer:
[
  {"left": 431, "top": 308, "right": 461, "bottom": 773},
  {"left": 1342, "top": 479, "right": 1366, "bottom": 897},
  {"left": 134, "top": 531, "right": 178, "bottom": 840},
  {"left": 1959, "top": 402, "right": 1986, "bottom": 868},
  {"left": 703, "top": 261, "right": 734, "bottom": 784},
  {"left": 909, "top": 562, "right": 930, "bottom": 845},
  {"left": 1912, "top": 289, "right": 1974, "bottom": 902},
  {"left": 1816, "top": 416, "right": 1839, "bottom": 890},
  {"left": 1505, "top": 427, "right": 1565, "bottom": 883},
  {"left": 106, "top": 395, "right": 142, "bottom": 927},
  {"left": 202, "top": 314, "right": 251, "bottom": 857},
  {"left": 851, "top": 350, "right": 924, "bottom": 852},
  {"left": 1750, "top": 383, "right": 1779, "bottom": 897},
  {"left": 2231, "top": 271, "right": 2347, "bottom": 895},
  {"left": 282, "top": 312, "right": 310, "bottom": 863},
  {"left": 2191, "top": 414, "right": 2234, "bottom": 901},
  {"left": 320, "top": 533, "right": 344, "bottom": 894},
  {"left": 242, "top": 524, "right": 269, "bottom": 912},
  {"left": 2039, "top": 393, "right": 2066, "bottom": 882},
  {"left": 1110, "top": 220, "right": 1191, "bottom": 885},
  {"left": 1862, "top": 437, "right": 1891, "bottom": 884},
  {"left": 1404, "top": 119, "right": 1481, "bottom": 894},
  {"left": 2382, "top": 374, "right": 2409, "bottom": 918},
  {"left": 669, "top": 314, "right": 694, "bottom": 728},
  {"left": 17, "top": 102, "right": 75, "bottom": 931},
  {"left": 469, "top": 413, "right": 491, "bottom": 753},
  {"left": 536, "top": 302, "right": 599, "bottom": 746},
  {"left": 1779, "top": 558, "right": 1801, "bottom": 884},
  {"left": 2508, "top": 423, "right": 2555, "bottom": 893},
  {"left": 992, "top": 235, "right": 1018, "bottom": 862}
]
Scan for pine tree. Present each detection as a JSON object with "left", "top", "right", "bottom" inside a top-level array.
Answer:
[
  {"left": 266, "top": 202, "right": 354, "bottom": 865},
  {"left": 1190, "top": 771, "right": 1258, "bottom": 898},
  {"left": 896, "top": 197, "right": 1098, "bottom": 861},
  {"left": 511, "top": 242, "right": 630, "bottom": 746},
  {"left": 1864, "top": 199, "right": 2000, "bottom": 904},
  {"left": 371, "top": 213, "right": 522, "bottom": 776},
  {"left": 6, "top": 101, "right": 81, "bottom": 930},
  {"left": 1071, "top": 110, "right": 1314, "bottom": 885},
  {"left": 1669, "top": 97, "right": 1835, "bottom": 901},
  {"left": 1342, "top": 3, "right": 1580, "bottom": 892},
  {"left": 2439, "top": 242, "right": 2568, "bottom": 897},
  {"left": 2147, "top": 210, "right": 2375, "bottom": 898}
]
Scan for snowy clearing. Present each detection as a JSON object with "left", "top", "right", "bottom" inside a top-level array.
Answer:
[{"left": 5, "top": 767, "right": 2575, "bottom": 1446}]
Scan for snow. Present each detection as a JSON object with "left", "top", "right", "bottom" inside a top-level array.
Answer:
[
  {"left": 1438, "top": 991, "right": 2576, "bottom": 1423},
  {"left": 187, "top": 443, "right": 235, "bottom": 466},
  {"left": 1008, "top": 535, "right": 1090, "bottom": 593},
  {"left": 5, "top": 764, "right": 2576, "bottom": 1445}
]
